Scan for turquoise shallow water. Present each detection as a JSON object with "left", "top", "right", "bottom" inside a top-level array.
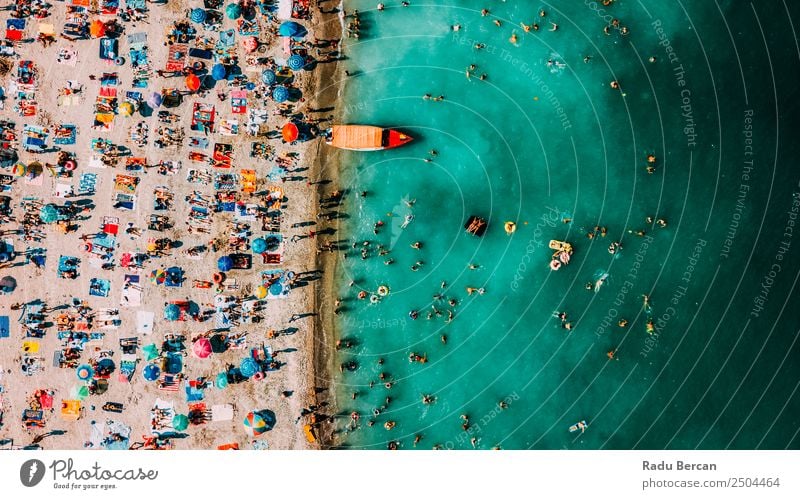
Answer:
[{"left": 330, "top": 0, "right": 800, "bottom": 449}]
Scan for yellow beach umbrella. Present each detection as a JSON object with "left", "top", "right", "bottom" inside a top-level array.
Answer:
[
  {"left": 12, "top": 163, "right": 26, "bottom": 177},
  {"left": 255, "top": 285, "right": 268, "bottom": 299},
  {"left": 119, "top": 102, "right": 134, "bottom": 116}
]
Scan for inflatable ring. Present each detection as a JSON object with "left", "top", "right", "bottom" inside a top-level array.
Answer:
[
  {"left": 377, "top": 285, "right": 389, "bottom": 297},
  {"left": 83, "top": 242, "right": 92, "bottom": 252},
  {"left": 253, "top": 371, "right": 265, "bottom": 381},
  {"left": 504, "top": 221, "right": 517, "bottom": 235},
  {"left": 213, "top": 272, "right": 226, "bottom": 284},
  {"left": 549, "top": 259, "right": 562, "bottom": 271},
  {"left": 369, "top": 294, "right": 380, "bottom": 304},
  {"left": 63, "top": 160, "right": 77, "bottom": 171},
  {"left": 193, "top": 61, "right": 205, "bottom": 71},
  {"left": 115, "top": 57, "right": 125, "bottom": 66}
]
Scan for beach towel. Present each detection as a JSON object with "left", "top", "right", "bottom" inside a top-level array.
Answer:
[
  {"left": 211, "top": 404, "right": 234, "bottom": 422},
  {"left": 166, "top": 44, "right": 188, "bottom": 72},
  {"left": 122, "top": 275, "right": 142, "bottom": 307},
  {"left": 119, "top": 354, "right": 137, "bottom": 383},
  {"left": 0, "top": 316, "right": 9, "bottom": 338},
  {"left": 136, "top": 311, "right": 153, "bottom": 334}
]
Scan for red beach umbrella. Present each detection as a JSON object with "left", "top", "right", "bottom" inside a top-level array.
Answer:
[
  {"left": 282, "top": 123, "right": 299, "bottom": 142},
  {"left": 192, "top": 338, "right": 212, "bottom": 359},
  {"left": 90, "top": 20, "right": 106, "bottom": 38},
  {"left": 185, "top": 73, "right": 201, "bottom": 92}
]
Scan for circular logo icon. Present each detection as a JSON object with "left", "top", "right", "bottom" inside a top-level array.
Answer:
[{"left": 20, "top": 459, "right": 46, "bottom": 487}]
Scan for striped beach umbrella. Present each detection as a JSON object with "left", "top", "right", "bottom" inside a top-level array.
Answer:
[
  {"left": 190, "top": 8, "right": 206, "bottom": 23},
  {"left": 243, "top": 411, "right": 267, "bottom": 436}
]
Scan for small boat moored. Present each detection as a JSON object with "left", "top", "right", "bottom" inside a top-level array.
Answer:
[{"left": 324, "top": 125, "right": 413, "bottom": 151}]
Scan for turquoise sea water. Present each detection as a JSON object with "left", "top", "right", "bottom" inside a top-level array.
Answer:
[{"left": 331, "top": 0, "right": 800, "bottom": 449}]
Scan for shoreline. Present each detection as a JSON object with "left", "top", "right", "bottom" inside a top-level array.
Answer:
[{"left": 307, "top": 1, "right": 345, "bottom": 449}]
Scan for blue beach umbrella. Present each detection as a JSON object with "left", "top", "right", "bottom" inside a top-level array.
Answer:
[
  {"left": 190, "top": 8, "right": 206, "bottom": 23},
  {"left": 215, "top": 372, "right": 229, "bottom": 389},
  {"left": 39, "top": 204, "right": 61, "bottom": 223},
  {"left": 164, "top": 303, "right": 181, "bottom": 321},
  {"left": 251, "top": 238, "right": 267, "bottom": 254},
  {"left": 272, "top": 85, "right": 289, "bottom": 103},
  {"left": 225, "top": 3, "right": 241, "bottom": 19},
  {"left": 287, "top": 54, "right": 305, "bottom": 71},
  {"left": 278, "top": 21, "right": 306, "bottom": 38},
  {"left": 76, "top": 364, "right": 93, "bottom": 381},
  {"left": 261, "top": 69, "right": 276, "bottom": 85},
  {"left": 239, "top": 357, "right": 258, "bottom": 378},
  {"left": 217, "top": 255, "right": 234, "bottom": 272},
  {"left": 97, "top": 358, "right": 115, "bottom": 375},
  {"left": 142, "top": 363, "right": 161, "bottom": 382},
  {"left": 211, "top": 63, "right": 227, "bottom": 81}
]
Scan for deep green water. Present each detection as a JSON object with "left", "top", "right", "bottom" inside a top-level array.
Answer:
[{"left": 331, "top": 0, "right": 800, "bottom": 449}]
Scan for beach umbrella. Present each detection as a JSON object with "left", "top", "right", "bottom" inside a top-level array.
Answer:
[
  {"left": 190, "top": 8, "right": 206, "bottom": 23},
  {"left": 72, "top": 385, "right": 90, "bottom": 400},
  {"left": 243, "top": 411, "right": 267, "bottom": 436},
  {"left": 142, "top": 363, "right": 161, "bottom": 382},
  {"left": 217, "top": 255, "right": 234, "bottom": 272},
  {"left": 147, "top": 92, "right": 162, "bottom": 108},
  {"left": 241, "top": 36, "right": 259, "bottom": 53},
  {"left": 211, "top": 63, "right": 227, "bottom": 81},
  {"left": 278, "top": 21, "right": 306, "bottom": 38},
  {"left": 254, "top": 285, "right": 268, "bottom": 300},
  {"left": 97, "top": 358, "right": 115, "bottom": 376},
  {"left": 39, "top": 204, "right": 61, "bottom": 224},
  {"left": 172, "top": 414, "right": 190, "bottom": 431},
  {"left": 0, "top": 275, "right": 16, "bottom": 292},
  {"left": 272, "top": 85, "right": 289, "bottom": 103},
  {"left": 185, "top": 73, "right": 201, "bottom": 92},
  {"left": 287, "top": 54, "right": 305, "bottom": 71},
  {"left": 89, "top": 20, "right": 106, "bottom": 38},
  {"left": 282, "top": 122, "right": 299, "bottom": 142},
  {"left": 76, "top": 364, "right": 93, "bottom": 381},
  {"left": 251, "top": 238, "right": 268, "bottom": 254},
  {"left": 261, "top": 69, "right": 276, "bottom": 85},
  {"left": 192, "top": 338, "right": 213, "bottom": 359},
  {"left": 119, "top": 101, "right": 134, "bottom": 116},
  {"left": 215, "top": 372, "right": 229, "bottom": 389},
  {"left": 164, "top": 303, "right": 181, "bottom": 321},
  {"left": 12, "top": 163, "right": 25, "bottom": 177},
  {"left": 26, "top": 161, "right": 43, "bottom": 179},
  {"left": 150, "top": 268, "right": 166, "bottom": 285},
  {"left": 225, "top": 3, "right": 241, "bottom": 19},
  {"left": 239, "top": 357, "right": 259, "bottom": 378}
]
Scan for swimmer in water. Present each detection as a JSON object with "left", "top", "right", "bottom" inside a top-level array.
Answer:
[
  {"left": 469, "top": 263, "right": 480, "bottom": 269},
  {"left": 509, "top": 32, "right": 518, "bottom": 44},
  {"left": 440, "top": 334, "right": 447, "bottom": 344},
  {"left": 521, "top": 22, "right": 532, "bottom": 32},
  {"left": 401, "top": 214, "right": 414, "bottom": 228},
  {"left": 656, "top": 218, "right": 667, "bottom": 228},
  {"left": 618, "top": 319, "right": 628, "bottom": 328}
]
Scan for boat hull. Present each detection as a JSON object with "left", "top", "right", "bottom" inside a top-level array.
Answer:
[{"left": 325, "top": 125, "right": 413, "bottom": 151}]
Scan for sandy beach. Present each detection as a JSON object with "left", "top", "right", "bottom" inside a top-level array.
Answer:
[{"left": 0, "top": 0, "right": 343, "bottom": 449}]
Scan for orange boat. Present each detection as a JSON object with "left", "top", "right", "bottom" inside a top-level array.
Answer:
[{"left": 325, "top": 125, "right": 413, "bottom": 151}]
